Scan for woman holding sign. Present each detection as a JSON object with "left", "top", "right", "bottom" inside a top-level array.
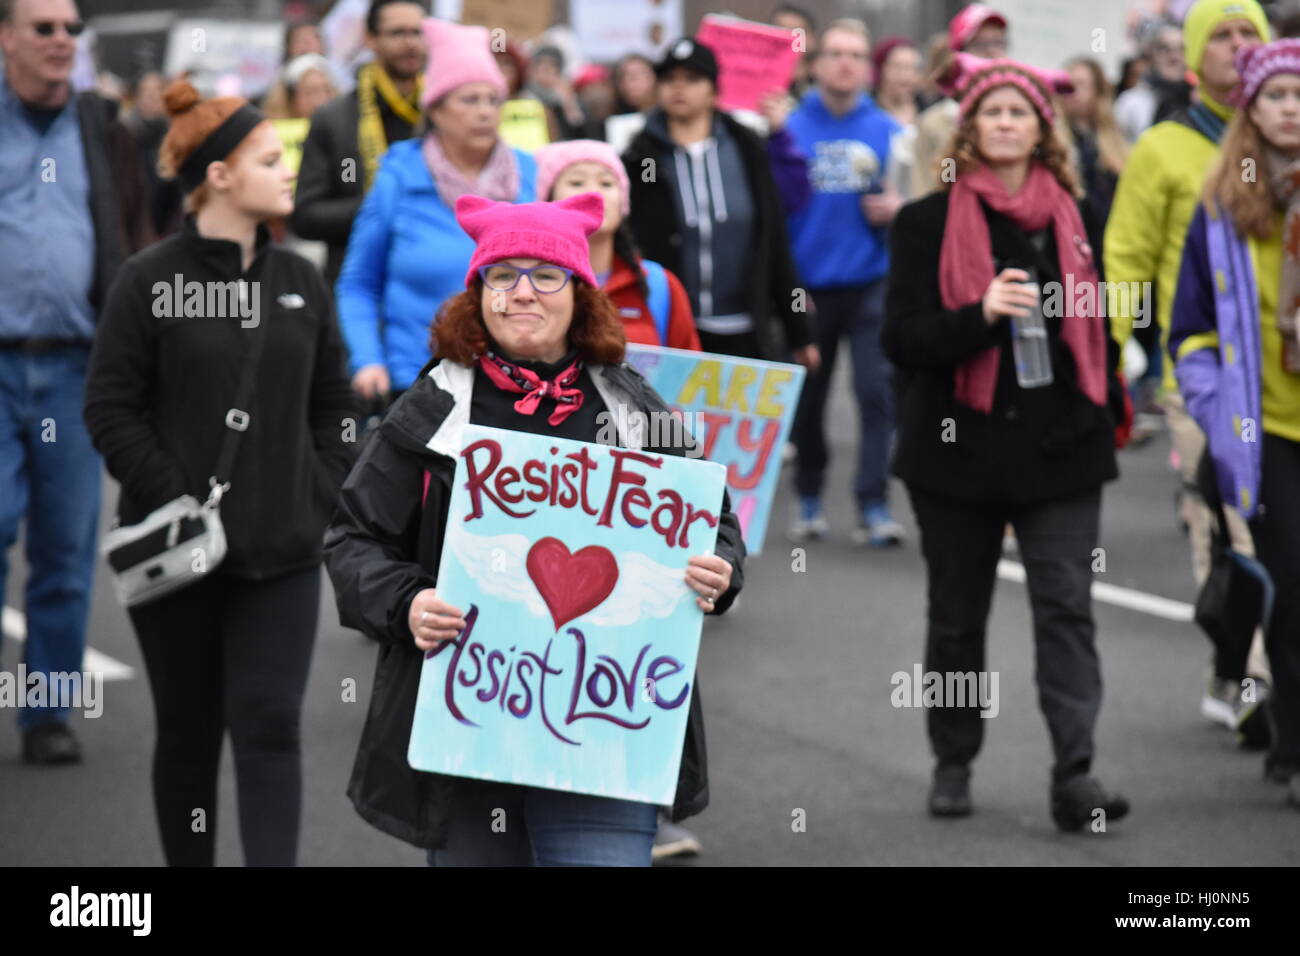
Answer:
[
  {"left": 324, "top": 192, "right": 746, "bottom": 866},
  {"left": 882, "top": 54, "right": 1130, "bottom": 830}
]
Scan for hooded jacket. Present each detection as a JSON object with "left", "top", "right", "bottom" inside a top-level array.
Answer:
[
  {"left": 324, "top": 357, "right": 746, "bottom": 849},
  {"left": 622, "top": 109, "right": 812, "bottom": 359}
]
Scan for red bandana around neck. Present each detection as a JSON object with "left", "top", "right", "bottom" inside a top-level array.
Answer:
[
  {"left": 477, "top": 351, "right": 586, "bottom": 426},
  {"left": 938, "top": 162, "right": 1108, "bottom": 414}
]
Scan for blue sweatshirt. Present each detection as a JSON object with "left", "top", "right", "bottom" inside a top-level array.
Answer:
[{"left": 784, "top": 90, "right": 899, "bottom": 289}]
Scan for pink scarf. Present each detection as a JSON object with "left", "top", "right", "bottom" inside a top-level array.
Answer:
[
  {"left": 477, "top": 351, "right": 586, "bottom": 426},
  {"left": 421, "top": 132, "right": 520, "bottom": 209},
  {"left": 939, "top": 162, "right": 1108, "bottom": 413}
]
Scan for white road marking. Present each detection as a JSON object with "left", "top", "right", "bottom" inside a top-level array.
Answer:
[
  {"left": 997, "top": 560, "right": 1195, "bottom": 623},
  {"left": 2, "top": 605, "right": 136, "bottom": 681}
]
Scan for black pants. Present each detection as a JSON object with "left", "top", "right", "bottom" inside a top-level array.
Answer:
[
  {"left": 791, "top": 281, "right": 893, "bottom": 507},
  {"left": 697, "top": 328, "right": 761, "bottom": 359},
  {"left": 128, "top": 566, "right": 320, "bottom": 866},
  {"left": 1252, "top": 434, "right": 1300, "bottom": 767},
  {"left": 908, "top": 485, "right": 1103, "bottom": 785}
]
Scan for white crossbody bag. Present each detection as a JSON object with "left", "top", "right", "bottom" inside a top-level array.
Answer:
[{"left": 101, "top": 315, "right": 268, "bottom": 608}]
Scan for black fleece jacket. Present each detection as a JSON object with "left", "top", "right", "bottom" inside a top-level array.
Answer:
[
  {"left": 882, "top": 190, "right": 1123, "bottom": 504},
  {"left": 84, "top": 218, "right": 358, "bottom": 579}
]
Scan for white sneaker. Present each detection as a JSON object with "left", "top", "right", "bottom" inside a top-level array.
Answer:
[{"left": 1201, "top": 677, "right": 1237, "bottom": 729}]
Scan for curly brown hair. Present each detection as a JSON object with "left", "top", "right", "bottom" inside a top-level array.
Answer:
[
  {"left": 936, "top": 83, "right": 1081, "bottom": 198},
  {"left": 431, "top": 278, "right": 627, "bottom": 365}
]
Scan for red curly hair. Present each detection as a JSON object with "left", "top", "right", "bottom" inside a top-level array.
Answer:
[{"left": 431, "top": 279, "right": 627, "bottom": 365}]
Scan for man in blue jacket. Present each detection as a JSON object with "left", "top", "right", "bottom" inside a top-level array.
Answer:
[{"left": 785, "top": 19, "right": 903, "bottom": 546}]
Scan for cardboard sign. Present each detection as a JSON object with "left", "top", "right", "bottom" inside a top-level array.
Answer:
[
  {"left": 695, "top": 14, "right": 800, "bottom": 113},
  {"left": 625, "top": 344, "right": 805, "bottom": 556},
  {"left": 408, "top": 425, "right": 726, "bottom": 806},
  {"left": 460, "top": 0, "right": 554, "bottom": 44}
]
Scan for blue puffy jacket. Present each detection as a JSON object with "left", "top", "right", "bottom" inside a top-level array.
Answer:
[{"left": 335, "top": 138, "right": 537, "bottom": 390}]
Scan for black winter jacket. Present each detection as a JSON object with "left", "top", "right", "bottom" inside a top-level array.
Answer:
[
  {"left": 882, "top": 190, "right": 1123, "bottom": 503},
  {"left": 622, "top": 109, "right": 813, "bottom": 360},
  {"left": 324, "top": 360, "right": 747, "bottom": 850},
  {"left": 290, "top": 89, "right": 417, "bottom": 284},
  {"left": 84, "top": 218, "right": 358, "bottom": 579}
]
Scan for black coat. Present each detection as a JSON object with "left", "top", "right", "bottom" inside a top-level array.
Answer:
[
  {"left": 324, "top": 361, "right": 747, "bottom": 850},
  {"left": 622, "top": 109, "right": 812, "bottom": 360},
  {"left": 84, "top": 218, "right": 358, "bottom": 579},
  {"left": 882, "top": 190, "right": 1122, "bottom": 503},
  {"left": 290, "top": 90, "right": 417, "bottom": 285},
  {"left": 75, "top": 92, "right": 154, "bottom": 313}
]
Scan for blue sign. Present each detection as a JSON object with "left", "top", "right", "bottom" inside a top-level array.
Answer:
[
  {"left": 624, "top": 344, "right": 805, "bottom": 554},
  {"left": 408, "top": 424, "right": 727, "bottom": 806}
]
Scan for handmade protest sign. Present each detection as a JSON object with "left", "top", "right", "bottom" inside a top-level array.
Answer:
[
  {"left": 408, "top": 424, "right": 726, "bottom": 806},
  {"left": 624, "top": 344, "right": 804, "bottom": 555},
  {"left": 695, "top": 14, "right": 800, "bottom": 113}
]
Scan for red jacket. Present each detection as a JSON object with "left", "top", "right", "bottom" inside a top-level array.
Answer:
[{"left": 604, "top": 254, "right": 701, "bottom": 351}]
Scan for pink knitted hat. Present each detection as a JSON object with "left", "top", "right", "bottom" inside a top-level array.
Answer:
[
  {"left": 939, "top": 52, "right": 1073, "bottom": 123},
  {"left": 456, "top": 192, "right": 606, "bottom": 289},
  {"left": 534, "top": 139, "right": 631, "bottom": 216},
  {"left": 1232, "top": 39, "right": 1300, "bottom": 106},
  {"left": 419, "top": 18, "right": 508, "bottom": 111}
]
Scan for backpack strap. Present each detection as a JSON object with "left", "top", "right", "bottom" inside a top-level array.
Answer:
[{"left": 641, "top": 259, "right": 671, "bottom": 346}]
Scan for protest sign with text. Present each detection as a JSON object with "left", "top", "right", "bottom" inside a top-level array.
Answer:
[
  {"left": 408, "top": 424, "right": 726, "bottom": 805},
  {"left": 625, "top": 344, "right": 804, "bottom": 555}
]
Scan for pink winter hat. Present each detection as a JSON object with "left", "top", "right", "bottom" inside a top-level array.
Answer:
[
  {"left": 419, "top": 18, "right": 508, "bottom": 111},
  {"left": 938, "top": 52, "right": 1073, "bottom": 124},
  {"left": 456, "top": 192, "right": 606, "bottom": 289},
  {"left": 1232, "top": 39, "right": 1300, "bottom": 106},
  {"left": 533, "top": 139, "right": 631, "bottom": 215}
]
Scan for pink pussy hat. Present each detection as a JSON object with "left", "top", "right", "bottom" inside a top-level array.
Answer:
[
  {"left": 534, "top": 139, "right": 631, "bottom": 216},
  {"left": 456, "top": 192, "right": 606, "bottom": 289},
  {"left": 419, "top": 18, "right": 509, "bottom": 111},
  {"left": 938, "top": 51, "right": 1073, "bottom": 124}
]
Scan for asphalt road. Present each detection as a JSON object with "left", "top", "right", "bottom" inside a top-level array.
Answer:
[{"left": 2, "top": 358, "right": 1297, "bottom": 866}]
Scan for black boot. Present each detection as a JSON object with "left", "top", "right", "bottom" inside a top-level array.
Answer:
[
  {"left": 928, "top": 765, "right": 972, "bottom": 817},
  {"left": 1051, "top": 775, "right": 1129, "bottom": 832}
]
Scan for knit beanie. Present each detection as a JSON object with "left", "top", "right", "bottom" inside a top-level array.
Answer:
[
  {"left": 534, "top": 139, "right": 631, "bottom": 215},
  {"left": 1232, "top": 38, "right": 1300, "bottom": 105},
  {"left": 419, "top": 18, "right": 509, "bottom": 111},
  {"left": 456, "top": 193, "right": 606, "bottom": 289},
  {"left": 1183, "top": 0, "right": 1271, "bottom": 77},
  {"left": 939, "top": 52, "right": 1073, "bottom": 124}
]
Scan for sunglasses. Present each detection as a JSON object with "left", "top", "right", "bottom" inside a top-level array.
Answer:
[{"left": 33, "top": 20, "right": 85, "bottom": 37}]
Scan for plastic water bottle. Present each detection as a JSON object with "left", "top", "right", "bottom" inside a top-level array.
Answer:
[{"left": 1010, "top": 267, "right": 1053, "bottom": 389}]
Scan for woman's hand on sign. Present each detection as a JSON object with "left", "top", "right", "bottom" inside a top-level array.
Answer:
[
  {"left": 408, "top": 588, "right": 466, "bottom": 650},
  {"left": 793, "top": 343, "right": 821, "bottom": 373},
  {"left": 982, "top": 269, "right": 1039, "bottom": 325},
  {"left": 686, "top": 554, "right": 733, "bottom": 613}
]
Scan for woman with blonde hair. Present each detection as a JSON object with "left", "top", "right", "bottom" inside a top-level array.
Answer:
[
  {"left": 1170, "top": 39, "right": 1300, "bottom": 808},
  {"left": 1063, "top": 56, "right": 1128, "bottom": 221},
  {"left": 883, "top": 53, "right": 1130, "bottom": 828}
]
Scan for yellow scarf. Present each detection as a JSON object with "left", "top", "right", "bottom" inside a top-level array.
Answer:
[{"left": 357, "top": 61, "right": 423, "bottom": 190}]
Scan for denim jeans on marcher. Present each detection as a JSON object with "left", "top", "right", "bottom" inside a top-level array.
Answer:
[
  {"left": 427, "top": 779, "right": 659, "bottom": 866},
  {"left": 0, "top": 346, "right": 101, "bottom": 728},
  {"left": 792, "top": 279, "right": 894, "bottom": 508}
]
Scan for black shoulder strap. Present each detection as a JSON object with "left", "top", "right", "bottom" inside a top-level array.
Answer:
[{"left": 207, "top": 297, "right": 271, "bottom": 503}]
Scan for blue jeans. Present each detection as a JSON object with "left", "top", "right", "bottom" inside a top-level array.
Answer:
[
  {"left": 793, "top": 280, "right": 894, "bottom": 508},
  {"left": 0, "top": 346, "right": 101, "bottom": 729},
  {"left": 426, "top": 780, "right": 658, "bottom": 867}
]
